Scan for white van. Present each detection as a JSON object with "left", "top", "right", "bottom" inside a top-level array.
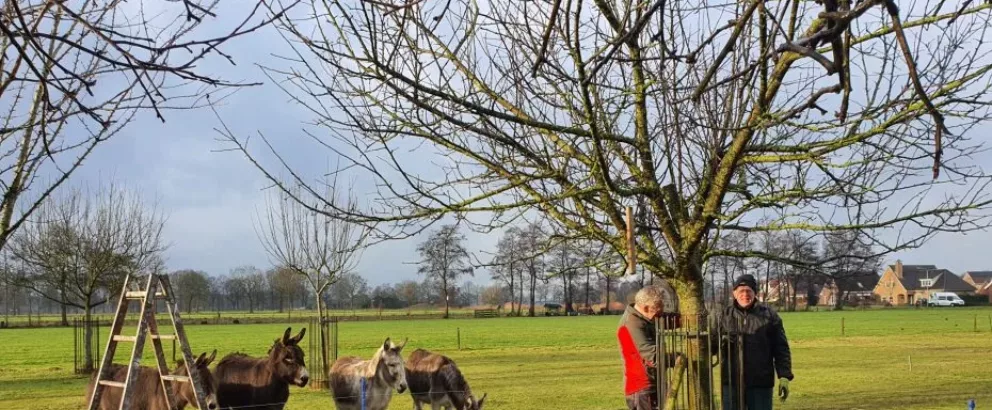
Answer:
[{"left": 927, "top": 292, "right": 966, "bottom": 307}]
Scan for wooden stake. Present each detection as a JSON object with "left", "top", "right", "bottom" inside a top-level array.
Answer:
[{"left": 626, "top": 206, "right": 636, "bottom": 275}]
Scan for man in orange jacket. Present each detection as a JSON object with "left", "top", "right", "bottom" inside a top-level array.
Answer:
[{"left": 617, "top": 285, "right": 666, "bottom": 410}]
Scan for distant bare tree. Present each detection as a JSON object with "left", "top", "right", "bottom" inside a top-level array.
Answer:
[
  {"left": 6, "top": 182, "right": 163, "bottom": 371},
  {"left": 489, "top": 227, "right": 523, "bottom": 315},
  {"left": 0, "top": 0, "right": 293, "bottom": 252},
  {"left": 231, "top": 265, "right": 265, "bottom": 314},
  {"left": 268, "top": 266, "right": 302, "bottom": 313},
  {"left": 547, "top": 241, "right": 581, "bottom": 312},
  {"left": 480, "top": 285, "right": 505, "bottom": 308},
  {"left": 416, "top": 224, "right": 473, "bottom": 318},
  {"left": 255, "top": 180, "right": 368, "bottom": 382},
  {"left": 396, "top": 280, "right": 419, "bottom": 312},
  {"left": 821, "top": 230, "right": 881, "bottom": 310},
  {"left": 329, "top": 271, "right": 368, "bottom": 310},
  {"left": 223, "top": 275, "right": 246, "bottom": 311},
  {"left": 172, "top": 269, "right": 211, "bottom": 314}
]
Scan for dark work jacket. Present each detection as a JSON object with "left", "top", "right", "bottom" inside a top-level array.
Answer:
[{"left": 714, "top": 302, "right": 794, "bottom": 389}]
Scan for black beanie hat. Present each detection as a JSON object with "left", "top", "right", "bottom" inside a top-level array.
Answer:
[{"left": 733, "top": 274, "right": 758, "bottom": 292}]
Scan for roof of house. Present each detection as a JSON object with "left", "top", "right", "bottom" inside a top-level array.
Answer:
[
  {"left": 834, "top": 272, "right": 880, "bottom": 292},
  {"left": 888, "top": 264, "right": 974, "bottom": 292},
  {"left": 964, "top": 271, "right": 992, "bottom": 283}
]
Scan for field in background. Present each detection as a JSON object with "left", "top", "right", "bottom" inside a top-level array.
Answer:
[{"left": 2, "top": 307, "right": 991, "bottom": 409}]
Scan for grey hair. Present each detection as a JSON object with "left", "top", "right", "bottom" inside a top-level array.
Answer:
[{"left": 634, "top": 286, "right": 665, "bottom": 308}]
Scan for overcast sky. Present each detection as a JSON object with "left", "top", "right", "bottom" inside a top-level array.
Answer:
[{"left": 49, "top": 2, "right": 992, "bottom": 286}]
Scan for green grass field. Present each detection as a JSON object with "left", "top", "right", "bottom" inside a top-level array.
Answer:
[{"left": 2, "top": 307, "right": 991, "bottom": 409}]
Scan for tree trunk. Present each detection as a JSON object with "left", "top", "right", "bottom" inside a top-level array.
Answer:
[
  {"left": 83, "top": 304, "right": 94, "bottom": 372},
  {"left": 605, "top": 277, "right": 611, "bottom": 314},
  {"left": 834, "top": 287, "right": 846, "bottom": 310},
  {"left": 315, "top": 289, "right": 330, "bottom": 389},
  {"left": 528, "top": 271, "right": 536, "bottom": 317},
  {"left": 585, "top": 267, "right": 591, "bottom": 311},
  {"left": 668, "top": 262, "right": 713, "bottom": 410},
  {"left": 60, "top": 298, "right": 68, "bottom": 327},
  {"left": 442, "top": 277, "right": 450, "bottom": 319}
]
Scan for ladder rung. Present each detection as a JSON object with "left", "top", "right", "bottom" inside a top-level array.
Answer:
[
  {"left": 151, "top": 334, "right": 176, "bottom": 340},
  {"left": 160, "top": 374, "right": 190, "bottom": 383},
  {"left": 112, "top": 335, "right": 137, "bottom": 342},
  {"left": 98, "top": 380, "right": 125, "bottom": 388},
  {"left": 125, "top": 291, "right": 166, "bottom": 299}
]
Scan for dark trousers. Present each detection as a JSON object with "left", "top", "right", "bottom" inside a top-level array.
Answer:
[
  {"left": 721, "top": 385, "right": 774, "bottom": 410},
  {"left": 625, "top": 388, "right": 659, "bottom": 410}
]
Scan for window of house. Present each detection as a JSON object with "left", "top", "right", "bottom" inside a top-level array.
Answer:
[{"left": 920, "top": 278, "right": 934, "bottom": 288}]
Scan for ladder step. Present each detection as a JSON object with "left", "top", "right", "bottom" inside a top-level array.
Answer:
[
  {"left": 98, "top": 380, "right": 125, "bottom": 388},
  {"left": 160, "top": 375, "right": 190, "bottom": 383},
  {"left": 151, "top": 334, "right": 176, "bottom": 340},
  {"left": 125, "top": 291, "right": 166, "bottom": 299},
  {"left": 112, "top": 335, "right": 137, "bottom": 342}
]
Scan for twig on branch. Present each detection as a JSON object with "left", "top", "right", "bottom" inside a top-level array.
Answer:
[{"left": 882, "top": 0, "right": 950, "bottom": 179}]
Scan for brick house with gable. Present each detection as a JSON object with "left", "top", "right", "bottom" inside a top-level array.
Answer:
[
  {"left": 962, "top": 271, "right": 992, "bottom": 291},
  {"left": 873, "top": 260, "right": 975, "bottom": 305}
]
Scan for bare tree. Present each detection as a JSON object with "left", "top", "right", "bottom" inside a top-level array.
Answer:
[
  {"left": 231, "top": 265, "right": 265, "bottom": 313},
  {"left": 547, "top": 241, "right": 580, "bottom": 312},
  {"left": 6, "top": 182, "right": 163, "bottom": 370},
  {"left": 0, "top": 0, "right": 293, "bottom": 252},
  {"left": 489, "top": 227, "right": 522, "bottom": 315},
  {"left": 172, "top": 269, "right": 211, "bottom": 314},
  {"left": 268, "top": 265, "right": 303, "bottom": 313},
  {"left": 223, "top": 275, "right": 246, "bottom": 311},
  {"left": 821, "top": 230, "right": 881, "bottom": 310},
  {"left": 328, "top": 271, "right": 368, "bottom": 310},
  {"left": 230, "top": 0, "right": 992, "bottom": 405},
  {"left": 416, "top": 224, "right": 473, "bottom": 318},
  {"left": 255, "top": 180, "right": 367, "bottom": 383},
  {"left": 480, "top": 284, "right": 505, "bottom": 309},
  {"left": 396, "top": 280, "right": 419, "bottom": 312}
]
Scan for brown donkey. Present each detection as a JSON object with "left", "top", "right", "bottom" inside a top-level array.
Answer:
[
  {"left": 85, "top": 350, "right": 220, "bottom": 410},
  {"left": 405, "top": 348, "right": 486, "bottom": 410},
  {"left": 214, "top": 327, "right": 308, "bottom": 410}
]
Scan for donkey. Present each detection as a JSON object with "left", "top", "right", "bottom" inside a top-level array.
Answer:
[
  {"left": 404, "top": 348, "right": 486, "bottom": 410},
  {"left": 329, "top": 337, "right": 409, "bottom": 410},
  {"left": 85, "top": 350, "right": 220, "bottom": 410},
  {"left": 215, "top": 327, "right": 308, "bottom": 410}
]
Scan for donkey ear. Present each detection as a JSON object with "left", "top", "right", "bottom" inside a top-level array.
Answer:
[
  {"left": 195, "top": 352, "right": 207, "bottom": 366},
  {"left": 382, "top": 337, "right": 392, "bottom": 350},
  {"left": 292, "top": 327, "right": 306, "bottom": 344},
  {"left": 205, "top": 349, "right": 217, "bottom": 365},
  {"left": 283, "top": 327, "right": 293, "bottom": 345},
  {"left": 477, "top": 393, "right": 487, "bottom": 408},
  {"left": 395, "top": 337, "right": 408, "bottom": 351}
]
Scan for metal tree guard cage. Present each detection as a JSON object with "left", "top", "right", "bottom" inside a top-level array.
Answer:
[
  {"left": 307, "top": 316, "right": 339, "bottom": 390},
  {"left": 73, "top": 316, "right": 101, "bottom": 374},
  {"left": 655, "top": 313, "right": 746, "bottom": 410}
]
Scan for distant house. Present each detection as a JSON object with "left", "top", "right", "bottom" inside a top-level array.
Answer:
[
  {"left": 981, "top": 282, "right": 992, "bottom": 303},
  {"left": 962, "top": 271, "right": 992, "bottom": 291},
  {"left": 819, "top": 271, "right": 880, "bottom": 307},
  {"left": 873, "top": 260, "right": 975, "bottom": 305}
]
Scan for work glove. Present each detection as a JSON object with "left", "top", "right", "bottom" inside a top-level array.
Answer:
[{"left": 778, "top": 378, "right": 790, "bottom": 401}]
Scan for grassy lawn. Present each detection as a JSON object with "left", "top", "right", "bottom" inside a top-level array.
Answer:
[{"left": 1, "top": 307, "right": 991, "bottom": 409}]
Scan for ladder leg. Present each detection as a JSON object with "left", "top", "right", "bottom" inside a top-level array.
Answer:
[
  {"left": 146, "top": 309, "right": 175, "bottom": 410},
  {"left": 118, "top": 274, "right": 157, "bottom": 410},
  {"left": 87, "top": 274, "right": 133, "bottom": 410},
  {"left": 159, "top": 274, "right": 211, "bottom": 409}
]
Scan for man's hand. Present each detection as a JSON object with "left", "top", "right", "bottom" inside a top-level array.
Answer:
[{"left": 778, "top": 378, "right": 790, "bottom": 401}]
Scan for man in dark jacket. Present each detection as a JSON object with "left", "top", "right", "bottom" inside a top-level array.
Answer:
[
  {"left": 617, "top": 285, "right": 666, "bottom": 410},
  {"left": 715, "top": 274, "right": 794, "bottom": 410}
]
